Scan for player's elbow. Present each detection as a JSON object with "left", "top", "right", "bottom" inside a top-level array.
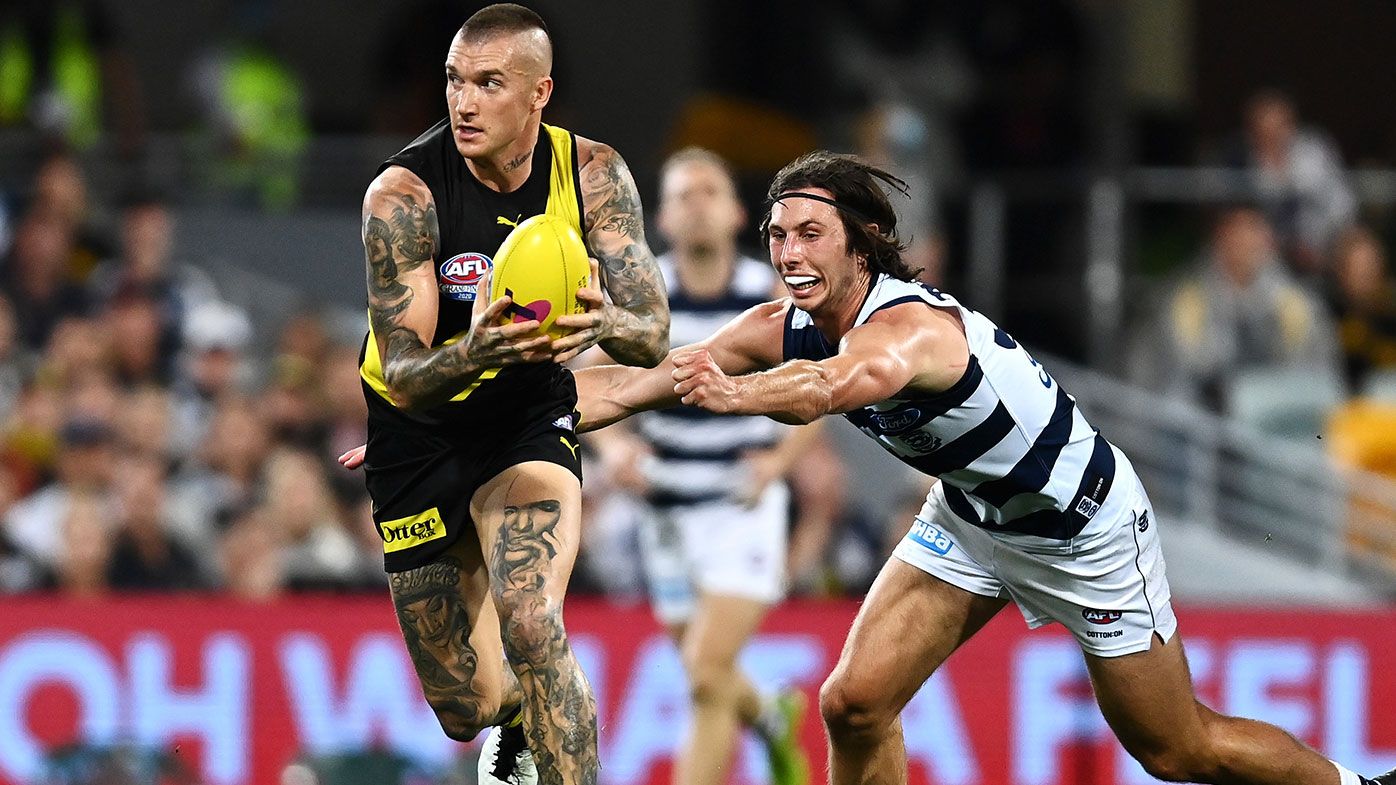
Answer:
[
  {"left": 385, "top": 385, "right": 426, "bottom": 412},
  {"left": 772, "top": 408, "right": 821, "bottom": 426},
  {"left": 781, "top": 361, "right": 835, "bottom": 424},
  {"left": 628, "top": 327, "right": 670, "bottom": 368},
  {"left": 382, "top": 374, "right": 432, "bottom": 413}
]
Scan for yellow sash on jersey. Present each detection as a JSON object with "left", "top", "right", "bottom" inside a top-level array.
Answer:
[{"left": 360, "top": 124, "right": 583, "bottom": 407}]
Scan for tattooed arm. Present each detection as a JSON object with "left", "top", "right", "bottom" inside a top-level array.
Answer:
[
  {"left": 365, "top": 166, "right": 552, "bottom": 411},
  {"left": 551, "top": 139, "right": 670, "bottom": 367}
]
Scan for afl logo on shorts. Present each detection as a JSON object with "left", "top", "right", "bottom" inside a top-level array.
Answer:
[
  {"left": 1082, "top": 608, "right": 1123, "bottom": 625},
  {"left": 439, "top": 252, "right": 493, "bottom": 301}
]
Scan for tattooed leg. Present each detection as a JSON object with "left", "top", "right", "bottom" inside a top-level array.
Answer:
[
  {"left": 474, "top": 462, "right": 598, "bottom": 785},
  {"left": 390, "top": 533, "right": 521, "bottom": 742}
]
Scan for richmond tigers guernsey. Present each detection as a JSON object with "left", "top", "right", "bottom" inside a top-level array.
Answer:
[
  {"left": 359, "top": 120, "right": 585, "bottom": 430},
  {"left": 783, "top": 275, "right": 1126, "bottom": 541}
]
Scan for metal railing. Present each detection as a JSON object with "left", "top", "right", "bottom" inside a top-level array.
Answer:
[{"left": 1049, "top": 356, "right": 1396, "bottom": 588}]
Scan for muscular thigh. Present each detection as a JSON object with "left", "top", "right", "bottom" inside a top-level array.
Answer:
[
  {"left": 472, "top": 460, "right": 583, "bottom": 605},
  {"left": 1085, "top": 632, "right": 1209, "bottom": 760},
  {"left": 831, "top": 557, "right": 1008, "bottom": 709},
  {"left": 388, "top": 528, "right": 512, "bottom": 715}
]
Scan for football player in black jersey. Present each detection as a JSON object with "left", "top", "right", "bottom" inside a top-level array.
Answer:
[{"left": 351, "top": 5, "right": 668, "bottom": 785}]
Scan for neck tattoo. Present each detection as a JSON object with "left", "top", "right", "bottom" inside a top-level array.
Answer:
[{"left": 502, "top": 150, "right": 531, "bottom": 173}]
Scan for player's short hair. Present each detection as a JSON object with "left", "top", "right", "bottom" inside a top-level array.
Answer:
[
  {"left": 459, "top": 4, "right": 552, "bottom": 49},
  {"left": 761, "top": 151, "right": 921, "bottom": 282},
  {"left": 660, "top": 147, "right": 737, "bottom": 191}
]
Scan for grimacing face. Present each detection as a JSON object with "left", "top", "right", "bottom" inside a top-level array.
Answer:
[
  {"left": 444, "top": 30, "right": 552, "bottom": 162},
  {"left": 766, "top": 190, "right": 867, "bottom": 316}
]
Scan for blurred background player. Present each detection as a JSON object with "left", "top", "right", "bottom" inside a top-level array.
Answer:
[
  {"left": 587, "top": 148, "right": 812, "bottom": 785},
  {"left": 355, "top": 5, "right": 668, "bottom": 785}
]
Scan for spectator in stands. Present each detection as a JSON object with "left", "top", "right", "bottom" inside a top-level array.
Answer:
[
  {"left": 0, "top": 296, "right": 34, "bottom": 417},
  {"left": 30, "top": 151, "right": 112, "bottom": 274},
  {"left": 169, "top": 395, "right": 269, "bottom": 561},
  {"left": 1134, "top": 205, "right": 1341, "bottom": 412},
  {"left": 104, "top": 285, "right": 172, "bottom": 387},
  {"left": 220, "top": 506, "right": 283, "bottom": 600},
  {"left": 217, "top": 448, "right": 370, "bottom": 595},
  {"left": 321, "top": 343, "right": 372, "bottom": 555},
  {"left": 48, "top": 490, "right": 112, "bottom": 597},
  {"left": 0, "top": 382, "right": 62, "bottom": 498},
  {"left": 277, "top": 309, "right": 331, "bottom": 365},
  {"left": 114, "top": 385, "right": 175, "bottom": 467},
  {"left": 36, "top": 315, "right": 108, "bottom": 388},
  {"left": 171, "top": 299, "right": 251, "bottom": 456},
  {"left": 260, "top": 354, "right": 326, "bottom": 449},
  {"left": 90, "top": 188, "right": 220, "bottom": 338},
  {"left": 3, "top": 417, "right": 114, "bottom": 569},
  {"left": 320, "top": 343, "right": 367, "bottom": 467},
  {"left": 0, "top": 466, "right": 44, "bottom": 592},
  {"left": 259, "top": 448, "right": 365, "bottom": 590},
  {"left": 1328, "top": 225, "right": 1396, "bottom": 393},
  {"left": 1233, "top": 89, "right": 1357, "bottom": 276},
  {"left": 1, "top": 203, "right": 89, "bottom": 351},
  {"left": 66, "top": 377, "right": 120, "bottom": 439},
  {"left": 106, "top": 453, "right": 202, "bottom": 591}
]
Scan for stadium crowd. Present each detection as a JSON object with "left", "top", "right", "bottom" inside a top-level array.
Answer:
[
  {"left": 2, "top": 37, "right": 1396, "bottom": 600},
  {"left": 0, "top": 147, "right": 901, "bottom": 600}
]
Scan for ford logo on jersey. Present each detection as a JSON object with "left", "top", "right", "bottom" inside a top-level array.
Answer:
[
  {"left": 439, "top": 252, "right": 492, "bottom": 301},
  {"left": 869, "top": 407, "right": 923, "bottom": 434}
]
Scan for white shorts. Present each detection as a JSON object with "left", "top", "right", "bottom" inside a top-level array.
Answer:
[
  {"left": 636, "top": 483, "right": 790, "bottom": 626},
  {"left": 892, "top": 470, "right": 1177, "bottom": 657}
]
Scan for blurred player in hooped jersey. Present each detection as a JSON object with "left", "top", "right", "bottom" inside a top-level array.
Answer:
[{"left": 587, "top": 149, "right": 816, "bottom": 785}]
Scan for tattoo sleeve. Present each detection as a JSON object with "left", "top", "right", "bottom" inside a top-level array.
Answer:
[
  {"left": 580, "top": 144, "right": 670, "bottom": 367},
  {"left": 491, "top": 500, "right": 599, "bottom": 785},
  {"left": 364, "top": 173, "right": 483, "bottom": 410},
  {"left": 390, "top": 558, "right": 493, "bottom": 734}
]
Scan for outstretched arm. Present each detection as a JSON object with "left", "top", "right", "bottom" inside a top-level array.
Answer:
[
  {"left": 673, "top": 304, "right": 967, "bottom": 424},
  {"left": 552, "top": 139, "right": 670, "bottom": 367},
  {"left": 574, "top": 300, "right": 787, "bottom": 432},
  {"left": 365, "top": 167, "right": 551, "bottom": 411}
]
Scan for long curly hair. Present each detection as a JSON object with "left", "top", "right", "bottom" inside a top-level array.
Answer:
[{"left": 760, "top": 151, "right": 921, "bottom": 281}]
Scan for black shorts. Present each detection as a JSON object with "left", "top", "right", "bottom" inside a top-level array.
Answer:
[{"left": 363, "top": 403, "right": 583, "bottom": 573}]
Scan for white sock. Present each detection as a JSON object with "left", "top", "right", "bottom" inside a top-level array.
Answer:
[{"left": 1333, "top": 760, "right": 1364, "bottom": 785}]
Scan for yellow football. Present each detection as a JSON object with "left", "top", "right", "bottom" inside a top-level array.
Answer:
[{"left": 489, "top": 214, "right": 591, "bottom": 339}]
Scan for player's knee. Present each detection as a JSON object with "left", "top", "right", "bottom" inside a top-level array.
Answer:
[
  {"left": 684, "top": 661, "right": 736, "bottom": 706},
  {"left": 1130, "top": 747, "right": 1217, "bottom": 783},
  {"left": 819, "top": 673, "right": 893, "bottom": 740},
  {"left": 427, "top": 698, "right": 497, "bottom": 743},
  {"left": 498, "top": 600, "right": 566, "bottom": 666},
  {"left": 1124, "top": 707, "right": 1225, "bottom": 782}
]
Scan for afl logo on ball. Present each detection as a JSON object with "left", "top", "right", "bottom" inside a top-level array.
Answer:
[{"left": 439, "top": 252, "right": 492, "bottom": 301}]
